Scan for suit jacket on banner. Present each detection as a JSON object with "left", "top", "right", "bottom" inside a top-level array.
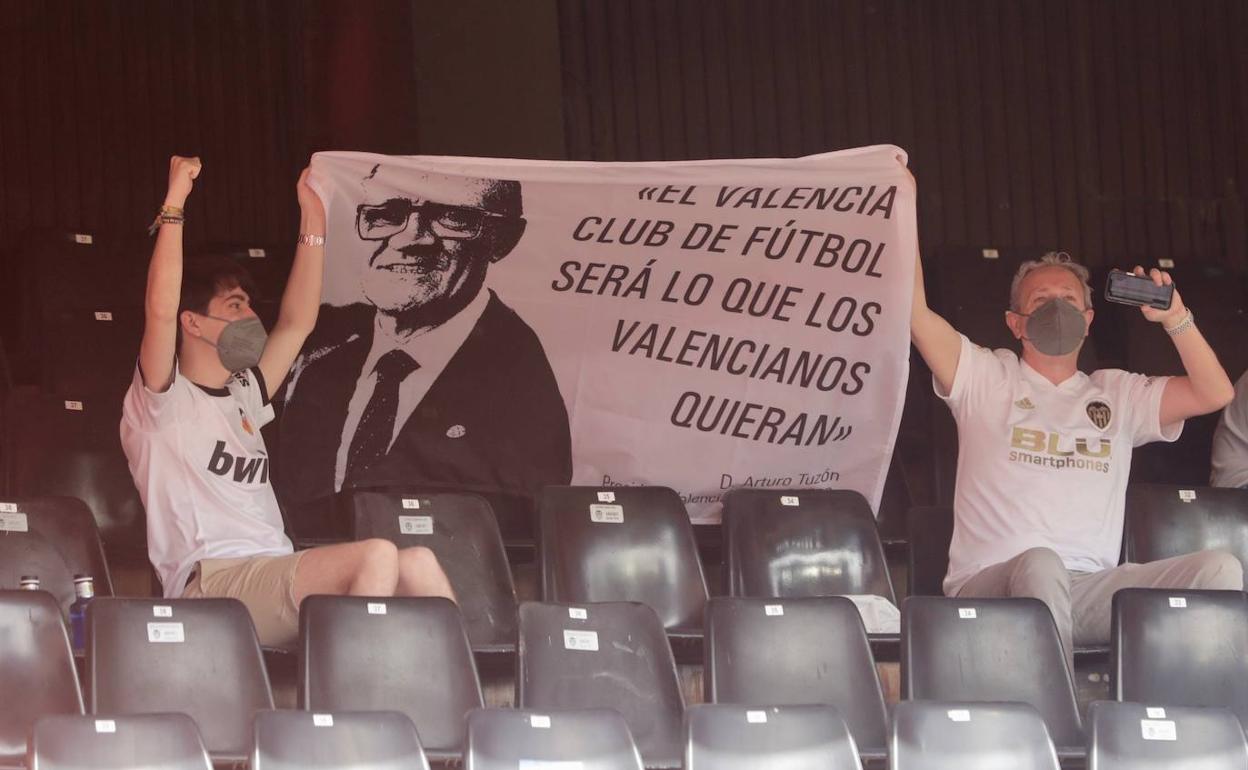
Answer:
[{"left": 277, "top": 291, "right": 572, "bottom": 536}]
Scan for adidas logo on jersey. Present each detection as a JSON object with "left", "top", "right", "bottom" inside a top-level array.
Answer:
[{"left": 207, "top": 441, "right": 270, "bottom": 484}]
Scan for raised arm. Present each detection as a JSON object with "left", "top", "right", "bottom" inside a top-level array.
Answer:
[
  {"left": 138, "top": 155, "right": 201, "bottom": 392},
  {"left": 910, "top": 247, "right": 963, "bottom": 395},
  {"left": 257, "top": 166, "right": 326, "bottom": 394},
  {"left": 1134, "top": 266, "right": 1236, "bottom": 425}
]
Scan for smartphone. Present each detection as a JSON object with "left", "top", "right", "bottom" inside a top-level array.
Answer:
[{"left": 1104, "top": 269, "right": 1174, "bottom": 310}]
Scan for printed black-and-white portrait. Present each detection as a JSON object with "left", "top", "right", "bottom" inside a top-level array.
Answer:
[{"left": 277, "top": 164, "right": 572, "bottom": 531}]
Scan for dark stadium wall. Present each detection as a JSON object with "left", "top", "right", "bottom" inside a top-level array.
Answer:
[
  {"left": 1, "top": 0, "right": 1247, "bottom": 365},
  {"left": 555, "top": 0, "right": 1248, "bottom": 272}
]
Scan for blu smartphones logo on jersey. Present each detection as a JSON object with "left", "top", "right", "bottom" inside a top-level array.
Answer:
[
  {"left": 1008, "top": 427, "right": 1112, "bottom": 473},
  {"left": 207, "top": 441, "right": 270, "bottom": 484}
]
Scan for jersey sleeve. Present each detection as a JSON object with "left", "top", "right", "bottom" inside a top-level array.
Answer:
[
  {"left": 1116, "top": 371, "right": 1182, "bottom": 446},
  {"left": 935, "top": 334, "right": 1011, "bottom": 417},
  {"left": 121, "top": 363, "right": 193, "bottom": 432}
]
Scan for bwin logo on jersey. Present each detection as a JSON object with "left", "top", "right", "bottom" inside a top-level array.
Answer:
[{"left": 207, "top": 441, "right": 269, "bottom": 483}]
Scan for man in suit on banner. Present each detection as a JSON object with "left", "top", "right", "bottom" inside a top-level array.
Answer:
[{"left": 278, "top": 164, "right": 572, "bottom": 534}]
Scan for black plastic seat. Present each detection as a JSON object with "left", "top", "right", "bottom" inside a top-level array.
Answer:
[
  {"left": 29, "top": 713, "right": 212, "bottom": 770},
  {"left": 43, "top": 306, "right": 144, "bottom": 402},
  {"left": 1088, "top": 700, "right": 1248, "bottom": 769},
  {"left": 538, "top": 485, "right": 708, "bottom": 636},
  {"left": 252, "top": 710, "right": 430, "bottom": 770},
  {"left": 685, "top": 704, "right": 862, "bottom": 770},
  {"left": 2, "top": 388, "right": 147, "bottom": 562},
  {"left": 299, "top": 595, "right": 483, "bottom": 763},
  {"left": 86, "top": 598, "right": 273, "bottom": 764},
  {"left": 13, "top": 230, "right": 149, "bottom": 396},
  {"left": 0, "top": 591, "right": 84, "bottom": 769},
  {"left": 901, "top": 596, "right": 1084, "bottom": 751},
  {"left": 517, "top": 601, "right": 684, "bottom": 769},
  {"left": 889, "top": 700, "right": 1059, "bottom": 770},
  {"left": 704, "top": 596, "right": 887, "bottom": 757},
  {"left": 721, "top": 489, "right": 895, "bottom": 602},
  {"left": 1124, "top": 484, "right": 1248, "bottom": 567},
  {"left": 1112, "top": 588, "right": 1248, "bottom": 726},
  {"left": 465, "top": 708, "right": 644, "bottom": 770},
  {"left": 0, "top": 496, "right": 113, "bottom": 616},
  {"left": 346, "top": 489, "right": 518, "bottom": 652},
  {"left": 903, "top": 509, "right": 1111, "bottom": 661}
]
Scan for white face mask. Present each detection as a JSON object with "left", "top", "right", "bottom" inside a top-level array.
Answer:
[{"left": 196, "top": 315, "right": 268, "bottom": 371}]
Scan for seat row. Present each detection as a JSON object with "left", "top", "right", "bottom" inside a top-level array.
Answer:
[
  {"left": 5, "top": 588, "right": 1248, "bottom": 768},
  {"left": 12, "top": 483, "right": 1248, "bottom": 655},
  {"left": 27, "top": 699, "right": 1248, "bottom": 770}
]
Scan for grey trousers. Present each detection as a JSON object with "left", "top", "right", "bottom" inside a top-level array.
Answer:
[{"left": 955, "top": 547, "right": 1244, "bottom": 671}]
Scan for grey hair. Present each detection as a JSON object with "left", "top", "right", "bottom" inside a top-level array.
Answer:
[{"left": 1009, "top": 251, "right": 1093, "bottom": 311}]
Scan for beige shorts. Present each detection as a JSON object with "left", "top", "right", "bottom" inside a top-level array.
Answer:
[{"left": 183, "top": 551, "right": 307, "bottom": 649}]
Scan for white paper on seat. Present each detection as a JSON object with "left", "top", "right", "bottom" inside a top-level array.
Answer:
[{"left": 844, "top": 594, "right": 901, "bottom": 633}]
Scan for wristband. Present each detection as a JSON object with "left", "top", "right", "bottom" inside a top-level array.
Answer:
[
  {"left": 297, "top": 232, "right": 325, "bottom": 247},
  {"left": 1164, "top": 309, "right": 1194, "bottom": 336},
  {"left": 147, "top": 205, "right": 185, "bottom": 236}
]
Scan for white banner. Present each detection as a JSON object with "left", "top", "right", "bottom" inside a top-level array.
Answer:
[{"left": 280, "top": 146, "right": 916, "bottom": 523}]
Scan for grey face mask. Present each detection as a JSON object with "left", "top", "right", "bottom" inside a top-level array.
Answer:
[
  {"left": 199, "top": 315, "right": 268, "bottom": 372},
  {"left": 1019, "top": 298, "right": 1087, "bottom": 356}
]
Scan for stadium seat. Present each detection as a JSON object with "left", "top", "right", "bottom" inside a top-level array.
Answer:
[
  {"left": 517, "top": 601, "right": 684, "bottom": 769},
  {"left": 703, "top": 596, "right": 887, "bottom": 758},
  {"left": 43, "top": 305, "right": 144, "bottom": 402},
  {"left": 86, "top": 598, "right": 273, "bottom": 764},
  {"left": 299, "top": 595, "right": 483, "bottom": 763},
  {"left": 1124, "top": 484, "right": 1248, "bottom": 568},
  {"left": 1112, "top": 588, "right": 1248, "bottom": 726},
  {"left": 0, "top": 591, "right": 84, "bottom": 769},
  {"left": 904, "top": 508, "right": 1114, "bottom": 660},
  {"left": 28, "top": 713, "right": 212, "bottom": 770},
  {"left": 720, "top": 489, "right": 895, "bottom": 602},
  {"left": 684, "top": 704, "right": 863, "bottom": 770},
  {"left": 0, "top": 496, "right": 112, "bottom": 616},
  {"left": 1087, "top": 700, "right": 1248, "bottom": 769},
  {"left": 13, "top": 228, "right": 149, "bottom": 389},
  {"left": 2, "top": 388, "right": 146, "bottom": 562},
  {"left": 889, "top": 700, "right": 1060, "bottom": 770},
  {"left": 251, "top": 710, "right": 430, "bottom": 770},
  {"left": 538, "top": 485, "right": 708, "bottom": 637},
  {"left": 465, "top": 707, "right": 644, "bottom": 770},
  {"left": 901, "top": 597, "right": 1084, "bottom": 752},
  {"left": 346, "top": 489, "right": 518, "bottom": 652},
  {"left": 906, "top": 505, "right": 954, "bottom": 596}
]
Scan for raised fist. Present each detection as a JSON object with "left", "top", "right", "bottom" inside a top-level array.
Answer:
[{"left": 165, "top": 155, "right": 202, "bottom": 207}]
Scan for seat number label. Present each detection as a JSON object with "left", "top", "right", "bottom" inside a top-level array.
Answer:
[
  {"left": 563, "top": 629, "right": 599, "bottom": 651},
  {"left": 589, "top": 504, "right": 624, "bottom": 523},
  {"left": 147, "top": 622, "right": 185, "bottom": 643},
  {"left": 1141, "top": 719, "right": 1177, "bottom": 741},
  {"left": 398, "top": 515, "right": 433, "bottom": 535}
]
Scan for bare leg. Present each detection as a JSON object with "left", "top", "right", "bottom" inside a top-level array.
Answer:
[
  {"left": 292, "top": 538, "right": 400, "bottom": 605},
  {"left": 395, "top": 546, "right": 456, "bottom": 602}
]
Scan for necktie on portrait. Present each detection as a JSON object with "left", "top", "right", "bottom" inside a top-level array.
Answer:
[{"left": 344, "top": 349, "right": 420, "bottom": 486}]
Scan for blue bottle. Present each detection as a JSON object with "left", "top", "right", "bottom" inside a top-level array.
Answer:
[{"left": 69, "top": 574, "right": 95, "bottom": 653}]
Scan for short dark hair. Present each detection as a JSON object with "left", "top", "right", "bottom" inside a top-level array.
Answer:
[
  {"left": 178, "top": 255, "right": 260, "bottom": 316},
  {"left": 175, "top": 256, "right": 259, "bottom": 351}
]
